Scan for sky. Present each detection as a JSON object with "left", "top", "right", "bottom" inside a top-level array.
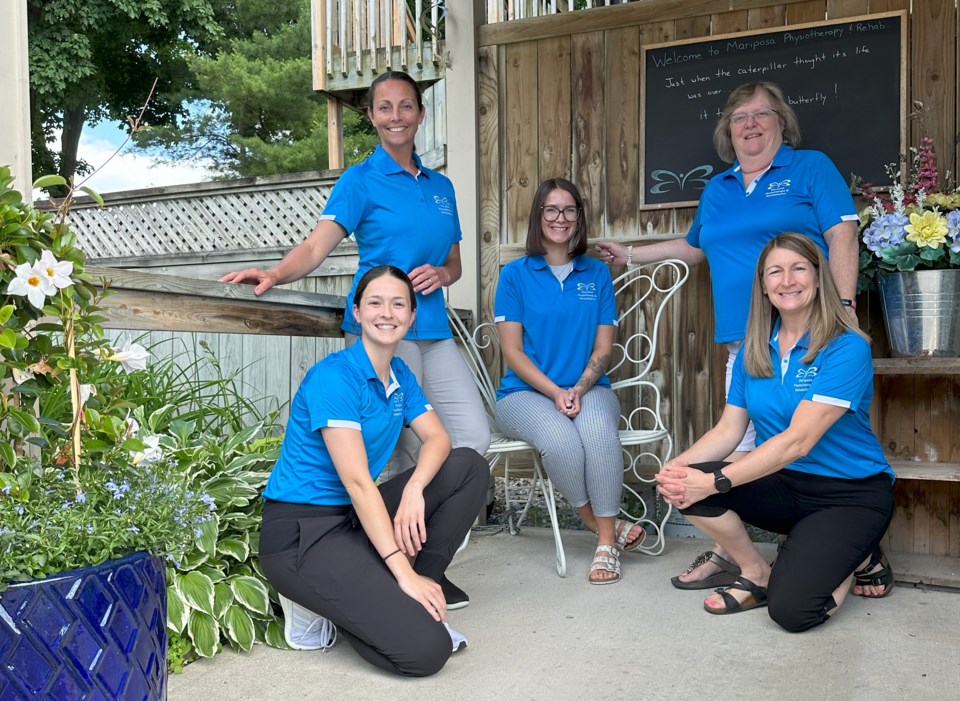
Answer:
[{"left": 64, "top": 121, "right": 214, "bottom": 195}]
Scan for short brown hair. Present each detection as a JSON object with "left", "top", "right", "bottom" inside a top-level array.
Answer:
[
  {"left": 525, "top": 178, "right": 588, "bottom": 257},
  {"left": 713, "top": 82, "right": 801, "bottom": 163}
]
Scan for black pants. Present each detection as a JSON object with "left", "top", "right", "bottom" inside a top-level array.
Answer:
[
  {"left": 680, "top": 461, "right": 894, "bottom": 633},
  {"left": 259, "top": 447, "right": 488, "bottom": 676}
]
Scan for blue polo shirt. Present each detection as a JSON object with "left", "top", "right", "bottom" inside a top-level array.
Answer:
[
  {"left": 264, "top": 342, "right": 432, "bottom": 505},
  {"left": 686, "top": 145, "right": 858, "bottom": 343},
  {"left": 321, "top": 145, "right": 462, "bottom": 340},
  {"left": 727, "top": 322, "right": 893, "bottom": 482},
  {"left": 494, "top": 255, "right": 618, "bottom": 398}
]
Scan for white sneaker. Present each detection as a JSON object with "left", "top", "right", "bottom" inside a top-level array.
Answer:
[
  {"left": 444, "top": 622, "right": 468, "bottom": 653},
  {"left": 279, "top": 594, "right": 337, "bottom": 650}
]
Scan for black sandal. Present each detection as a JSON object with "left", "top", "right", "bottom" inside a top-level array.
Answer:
[
  {"left": 853, "top": 548, "right": 894, "bottom": 598},
  {"left": 704, "top": 576, "right": 768, "bottom": 615},
  {"left": 671, "top": 550, "right": 741, "bottom": 590}
]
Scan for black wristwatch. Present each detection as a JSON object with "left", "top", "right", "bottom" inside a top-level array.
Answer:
[{"left": 713, "top": 469, "right": 732, "bottom": 494}]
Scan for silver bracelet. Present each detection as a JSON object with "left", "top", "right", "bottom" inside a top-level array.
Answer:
[{"left": 626, "top": 245, "right": 633, "bottom": 266}]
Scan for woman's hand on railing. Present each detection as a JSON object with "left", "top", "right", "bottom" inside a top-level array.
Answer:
[{"left": 219, "top": 268, "right": 279, "bottom": 296}]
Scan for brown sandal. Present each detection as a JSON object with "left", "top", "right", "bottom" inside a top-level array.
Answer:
[{"left": 671, "top": 550, "right": 741, "bottom": 590}]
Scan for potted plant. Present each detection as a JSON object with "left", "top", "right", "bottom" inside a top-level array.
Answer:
[
  {"left": 857, "top": 136, "right": 960, "bottom": 357},
  {"left": 0, "top": 166, "right": 219, "bottom": 698}
]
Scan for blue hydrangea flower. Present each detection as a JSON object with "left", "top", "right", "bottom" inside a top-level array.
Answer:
[
  {"left": 862, "top": 212, "right": 910, "bottom": 253},
  {"left": 946, "top": 210, "right": 960, "bottom": 253}
]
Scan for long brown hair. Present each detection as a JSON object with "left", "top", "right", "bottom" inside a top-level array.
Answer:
[{"left": 743, "top": 233, "right": 869, "bottom": 377}]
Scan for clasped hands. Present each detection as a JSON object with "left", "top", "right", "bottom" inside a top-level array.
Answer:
[
  {"left": 655, "top": 460, "right": 715, "bottom": 509},
  {"left": 554, "top": 386, "right": 582, "bottom": 418}
]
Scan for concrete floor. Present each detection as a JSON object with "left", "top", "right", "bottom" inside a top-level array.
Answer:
[{"left": 170, "top": 529, "right": 960, "bottom": 701}]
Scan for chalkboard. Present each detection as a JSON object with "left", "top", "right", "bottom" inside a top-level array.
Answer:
[{"left": 641, "top": 12, "right": 905, "bottom": 208}]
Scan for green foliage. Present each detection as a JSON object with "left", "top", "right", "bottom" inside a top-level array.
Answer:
[
  {"left": 1, "top": 166, "right": 289, "bottom": 668},
  {"left": 132, "top": 0, "right": 379, "bottom": 177},
  {"left": 27, "top": 0, "right": 224, "bottom": 186}
]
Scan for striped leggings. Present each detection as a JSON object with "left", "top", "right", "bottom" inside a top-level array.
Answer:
[{"left": 494, "top": 386, "right": 622, "bottom": 516}]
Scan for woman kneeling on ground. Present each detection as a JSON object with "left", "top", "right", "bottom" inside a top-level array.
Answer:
[
  {"left": 656, "top": 232, "right": 894, "bottom": 631},
  {"left": 259, "top": 265, "right": 488, "bottom": 675}
]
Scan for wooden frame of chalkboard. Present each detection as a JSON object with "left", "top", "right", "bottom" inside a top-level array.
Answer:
[{"left": 640, "top": 11, "right": 906, "bottom": 209}]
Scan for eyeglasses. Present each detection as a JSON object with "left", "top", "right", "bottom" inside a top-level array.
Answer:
[
  {"left": 541, "top": 205, "right": 580, "bottom": 222},
  {"left": 730, "top": 108, "right": 778, "bottom": 127}
]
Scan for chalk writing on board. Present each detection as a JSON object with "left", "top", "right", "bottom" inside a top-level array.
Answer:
[{"left": 641, "top": 13, "right": 903, "bottom": 207}]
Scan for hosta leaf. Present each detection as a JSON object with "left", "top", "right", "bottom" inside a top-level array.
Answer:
[
  {"left": 174, "top": 570, "right": 215, "bottom": 616},
  {"left": 166, "top": 586, "right": 189, "bottom": 635},
  {"left": 216, "top": 537, "right": 249, "bottom": 562},
  {"left": 229, "top": 575, "right": 270, "bottom": 615},
  {"left": 187, "top": 610, "right": 220, "bottom": 658},
  {"left": 196, "top": 516, "right": 220, "bottom": 556},
  {"left": 223, "top": 605, "right": 256, "bottom": 652},
  {"left": 264, "top": 619, "right": 288, "bottom": 649},
  {"left": 213, "top": 582, "right": 234, "bottom": 618}
]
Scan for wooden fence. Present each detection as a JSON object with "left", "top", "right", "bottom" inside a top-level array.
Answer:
[{"left": 476, "top": 0, "right": 960, "bottom": 582}]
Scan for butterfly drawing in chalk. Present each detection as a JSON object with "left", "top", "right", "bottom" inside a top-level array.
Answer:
[{"left": 649, "top": 165, "right": 714, "bottom": 194}]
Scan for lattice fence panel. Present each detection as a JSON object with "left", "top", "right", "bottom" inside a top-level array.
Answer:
[{"left": 63, "top": 178, "right": 337, "bottom": 259}]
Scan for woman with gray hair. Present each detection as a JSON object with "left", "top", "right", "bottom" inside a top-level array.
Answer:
[{"left": 597, "top": 81, "right": 867, "bottom": 592}]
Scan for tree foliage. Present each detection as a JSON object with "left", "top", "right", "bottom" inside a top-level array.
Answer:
[
  {"left": 27, "top": 0, "right": 224, "bottom": 188},
  {"left": 133, "top": 0, "right": 378, "bottom": 178}
]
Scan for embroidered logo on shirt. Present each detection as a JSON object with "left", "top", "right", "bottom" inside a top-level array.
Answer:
[
  {"left": 576, "top": 282, "right": 597, "bottom": 301},
  {"left": 794, "top": 365, "right": 818, "bottom": 391},
  {"left": 765, "top": 179, "right": 791, "bottom": 197},
  {"left": 433, "top": 195, "right": 454, "bottom": 216},
  {"left": 392, "top": 391, "right": 404, "bottom": 417}
]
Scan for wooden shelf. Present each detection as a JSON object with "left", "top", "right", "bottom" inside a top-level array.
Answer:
[
  {"left": 889, "top": 461, "right": 960, "bottom": 482},
  {"left": 889, "top": 551, "right": 960, "bottom": 589},
  {"left": 873, "top": 357, "right": 960, "bottom": 375}
]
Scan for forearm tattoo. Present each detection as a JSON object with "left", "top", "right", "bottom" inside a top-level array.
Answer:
[{"left": 574, "top": 353, "right": 611, "bottom": 393}]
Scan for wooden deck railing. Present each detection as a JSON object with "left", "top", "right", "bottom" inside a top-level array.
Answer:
[{"left": 312, "top": 0, "right": 444, "bottom": 92}]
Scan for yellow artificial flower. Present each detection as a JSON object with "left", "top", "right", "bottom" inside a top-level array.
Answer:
[{"left": 904, "top": 210, "right": 948, "bottom": 249}]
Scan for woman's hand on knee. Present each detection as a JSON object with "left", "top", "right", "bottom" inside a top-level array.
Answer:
[{"left": 397, "top": 572, "right": 446, "bottom": 622}]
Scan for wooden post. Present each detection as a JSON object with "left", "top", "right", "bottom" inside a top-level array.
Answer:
[
  {"left": 0, "top": 0, "right": 32, "bottom": 197},
  {"left": 327, "top": 96, "right": 344, "bottom": 170}
]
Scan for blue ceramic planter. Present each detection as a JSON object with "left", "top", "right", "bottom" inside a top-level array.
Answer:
[{"left": 0, "top": 551, "right": 167, "bottom": 700}]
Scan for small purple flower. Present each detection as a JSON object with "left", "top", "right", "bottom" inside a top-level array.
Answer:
[
  {"left": 75, "top": 491, "right": 86, "bottom": 503},
  {"left": 15, "top": 506, "right": 24, "bottom": 515},
  {"left": 127, "top": 525, "right": 140, "bottom": 534},
  {"left": 200, "top": 494, "right": 216, "bottom": 511},
  {"left": 946, "top": 210, "right": 960, "bottom": 253}
]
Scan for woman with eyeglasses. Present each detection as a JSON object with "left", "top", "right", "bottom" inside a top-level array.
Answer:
[
  {"left": 494, "top": 178, "right": 644, "bottom": 585},
  {"left": 596, "top": 82, "right": 873, "bottom": 594}
]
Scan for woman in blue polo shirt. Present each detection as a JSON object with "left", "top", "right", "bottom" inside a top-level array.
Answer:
[
  {"left": 656, "top": 233, "right": 894, "bottom": 631},
  {"left": 494, "top": 178, "right": 644, "bottom": 585},
  {"left": 221, "top": 70, "right": 489, "bottom": 514},
  {"left": 597, "top": 81, "right": 861, "bottom": 591},
  {"left": 259, "top": 266, "right": 488, "bottom": 676}
]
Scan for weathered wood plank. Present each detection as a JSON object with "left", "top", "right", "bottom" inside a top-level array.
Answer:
[
  {"left": 537, "top": 36, "right": 572, "bottom": 180},
  {"left": 478, "top": 45, "right": 502, "bottom": 326},
  {"left": 571, "top": 31, "right": 605, "bottom": 239},
  {"left": 604, "top": 26, "right": 641, "bottom": 240},
  {"left": 503, "top": 41, "right": 539, "bottom": 245}
]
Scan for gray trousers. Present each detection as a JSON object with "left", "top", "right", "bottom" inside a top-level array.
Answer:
[
  {"left": 494, "top": 386, "right": 623, "bottom": 516},
  {"left": 346, "top": 334, "right": 490, "bottom": 480}
]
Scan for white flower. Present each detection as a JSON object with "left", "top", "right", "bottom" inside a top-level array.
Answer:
[
  {"left": 79, "top": 384, "right": 97, "bottom": 406},
  {"left": 11, "top": 367, "right": 35, "bottom": 385},
  {"left": 37, "top": 250, "right": 74, "bottom": 290},
  {"left": 6, "top": 262, "right": 55, "bottom": 309},
  {"left": 124, "top": 416, "right": 139, "bottom": 439},
  {"left": 132, "top": 435, "right": 162, "bottom": 465},
  {"left": 106, "top": 340, "right": 150, "bottom": 373}
]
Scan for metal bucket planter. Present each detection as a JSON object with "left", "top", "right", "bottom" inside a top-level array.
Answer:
[
  {"left": 879, "top": 270, "right": 960, "bottom": 357},
  {"left": 0, "top": 551, "right": 167, "bottom": 700}
]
